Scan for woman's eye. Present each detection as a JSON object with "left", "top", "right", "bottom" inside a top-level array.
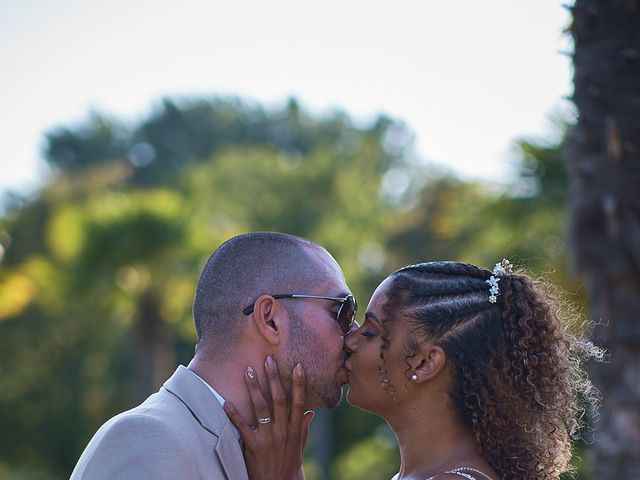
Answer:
[{"left": 361, "top": 331, "right": 376, "bottom": 338}]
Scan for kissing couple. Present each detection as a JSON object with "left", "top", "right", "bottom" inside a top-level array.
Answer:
[{"left": 71, "top": 232, "right": 598, "bottom": 480}]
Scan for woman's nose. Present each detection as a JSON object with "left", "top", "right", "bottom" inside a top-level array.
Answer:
[{"left": 343, "top": 322, "right": 360, "bottom": 353}]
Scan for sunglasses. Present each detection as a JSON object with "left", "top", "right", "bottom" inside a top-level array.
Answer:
[{"left": 242, "top": 294, "right": 357, "bottom": 335}]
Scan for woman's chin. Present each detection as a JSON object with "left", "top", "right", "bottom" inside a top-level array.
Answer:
[
  {"left": 346, "top": 387, "right": 385, "bottom": 417},
  {"left": 345, "top": 385, "right": 357, "bottom": 405},
  {"left": 345, "top": 385, "right": 365, "bottom": 409}
]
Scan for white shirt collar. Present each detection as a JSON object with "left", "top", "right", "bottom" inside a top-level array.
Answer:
[
  {"left": 187, "top": 368, "right": 240, "bottom": 440},
  {"left": 188, "top": 369, "right": 226, "bottom": 406}
]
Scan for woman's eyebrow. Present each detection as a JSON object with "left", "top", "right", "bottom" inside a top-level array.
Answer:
[{"left": 364, "top": 312, "right": 382, "bottom": 327}]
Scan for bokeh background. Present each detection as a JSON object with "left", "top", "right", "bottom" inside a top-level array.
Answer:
[{"left": 1, "top": 1, "right": 638, "bottom": 479}]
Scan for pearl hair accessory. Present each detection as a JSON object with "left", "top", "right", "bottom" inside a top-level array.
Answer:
[{"left": 486, "top": 259, "right": 513, "bottom": 303}]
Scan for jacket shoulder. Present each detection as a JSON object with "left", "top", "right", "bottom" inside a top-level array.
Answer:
[{"left": 70, "top": 411, "right": 197, "bottom": 480}]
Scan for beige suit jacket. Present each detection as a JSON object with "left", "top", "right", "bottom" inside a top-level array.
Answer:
[{"left": 70, "top": 365, "right": 248, "bottom": 480}]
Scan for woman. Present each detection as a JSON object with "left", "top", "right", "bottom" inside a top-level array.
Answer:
[{"left": 226, "top": 260, "right": 601, "bottom": 480}]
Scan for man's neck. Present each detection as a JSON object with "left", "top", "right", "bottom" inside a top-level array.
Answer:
[{"left": 187, "top": 353, "right": 272, "bottom": 427}]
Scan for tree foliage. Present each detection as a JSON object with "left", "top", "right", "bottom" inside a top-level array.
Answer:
[{"left": 0, "top": 97, "right": 577, "bottom": 479}]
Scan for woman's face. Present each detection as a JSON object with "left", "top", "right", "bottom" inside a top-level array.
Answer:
[{"left": 344, "top": 277, "right": 413, "bottom": 414}]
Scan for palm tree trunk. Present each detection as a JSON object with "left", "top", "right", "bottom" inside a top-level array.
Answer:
[
  {"left": 134, "top": 289, "right": 175, "bottom": 400},
  {"left": 566, "top": 0, "right": 640, "bottom": 477}
]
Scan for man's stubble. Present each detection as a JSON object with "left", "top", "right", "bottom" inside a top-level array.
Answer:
[{"left": 285, "top": 307, "right": 344, "bottom": 409}]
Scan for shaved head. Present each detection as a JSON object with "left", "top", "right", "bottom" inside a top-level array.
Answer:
[{"left": 193, "top": 232, "right": 339, "bottom": 360}]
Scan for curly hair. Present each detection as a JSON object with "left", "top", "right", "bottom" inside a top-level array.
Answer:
[{"left": 380, "top": 261, "right": 602, "bottom": 480}]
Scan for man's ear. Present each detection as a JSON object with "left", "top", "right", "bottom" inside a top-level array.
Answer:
[
  {"left": 407, "top": 344, "right": 446, "bottom": 383},
  {"left": 251, "top": 295, "right": 281, "bottom": 346}
]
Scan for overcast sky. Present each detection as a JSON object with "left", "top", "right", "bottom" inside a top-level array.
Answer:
[{"left": 1, "top": 0, "right": 574, "bottom": 197}]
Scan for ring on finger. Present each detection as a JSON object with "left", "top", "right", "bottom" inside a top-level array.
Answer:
[{"left": 257, "top": 416, "right": 272, "bottom": 424}]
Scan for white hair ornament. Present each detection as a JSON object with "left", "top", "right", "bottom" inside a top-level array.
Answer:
[{"left": 486, "top": 259, "right": 513, "bottom": 303}]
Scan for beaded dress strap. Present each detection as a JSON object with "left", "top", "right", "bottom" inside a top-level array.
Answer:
[
  {"left": 424, "top": 467, "right": 494, "bottom": 480},
  {"left": 443, "top": 472, "right": 476, "bottom": 480},
  {"left": 396, "top": 466, "right": 494, "bottom": 480},
  {"left": 443, "top": 467, "right": 493, "bottom": 480}
]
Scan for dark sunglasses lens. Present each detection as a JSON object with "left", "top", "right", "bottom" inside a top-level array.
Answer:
[{"left": 337, "top": 296, "right": 356, "bottom": 333}]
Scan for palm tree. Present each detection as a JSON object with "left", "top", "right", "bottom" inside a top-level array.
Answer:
[{"left": 566, "top": 1, "right": 640, "bottom": 477}]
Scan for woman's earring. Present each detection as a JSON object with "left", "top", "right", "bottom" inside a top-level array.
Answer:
[{"left": 411, "top": 374, "right": 418, "bottom": 381}]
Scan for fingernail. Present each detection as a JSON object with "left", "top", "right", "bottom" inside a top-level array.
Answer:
[
  {"left": 294, "top": 363, "right": 304, "bottom": 378},
  {"left": 247, "top": 366, "right": 256, "bottom": 379},
  {"left": 266, "top": 355, "right": 275, "bottom": 370}
]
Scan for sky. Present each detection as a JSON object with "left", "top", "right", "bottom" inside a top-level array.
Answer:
[{"left": 0, "top": 0, "right": 574, "bottom": 198}]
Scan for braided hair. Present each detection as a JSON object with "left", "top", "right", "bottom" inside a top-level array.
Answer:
[{"left": 380, "top": 261, "right": 601, "bottom": 480}]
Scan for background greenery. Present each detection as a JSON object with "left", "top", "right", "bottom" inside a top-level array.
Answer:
[{"left": 0, "top": 97, "right": 582, "bottom": 479}]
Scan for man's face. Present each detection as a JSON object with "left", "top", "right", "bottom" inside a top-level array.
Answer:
[{"left": 281, "top": 252, "right": 351, "bottom": 409}]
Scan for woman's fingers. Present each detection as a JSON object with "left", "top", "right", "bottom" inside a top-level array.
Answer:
[
  {"left": 265, "top": 355, "right": 287, "bottom": 425},
  {"left": 245, "top": 365, "right": 272, "bottom": 429},
  {"left": 289, "top": 363, "right": 306, "bottom": 430},
  {"left": 229, "top": 359, "right": 310, "bottom": 480}
]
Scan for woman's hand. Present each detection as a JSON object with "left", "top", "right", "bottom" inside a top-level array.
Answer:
[{"left": 223, "top": 356, "right": 314, "bottom": 480}]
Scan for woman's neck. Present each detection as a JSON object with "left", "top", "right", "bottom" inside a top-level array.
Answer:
[{"left": 386, "top": 399, "right": 485, "bottom": 480}]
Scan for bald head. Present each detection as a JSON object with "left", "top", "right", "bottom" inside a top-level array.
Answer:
[{"left": 193, "top": 232, "right": 340, "bottom": 360}]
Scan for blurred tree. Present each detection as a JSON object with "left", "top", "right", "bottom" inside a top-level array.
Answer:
[
  {"left": 1, "top": 94, "right": 585, "bottom": 480},
  {"left": 48, "top": 188, "right": 197, "bottom": 399},
  {"left": 44, "top": 97, "right": 367, "bottom": 188},
  {"left": 566, "top": 1, "right": 640, "bottom": 477},
  {"left": 0, "top": 176, "right": 202, "bottom": 477},
  {"left": 386, "top": 133, "right": 572, "bottom": 281},
  {"left": 1, "top": 97, "right": 410, "bottom": 479},
  {"left": 44, "top": 112, "right": 130, "bottom": 172}
]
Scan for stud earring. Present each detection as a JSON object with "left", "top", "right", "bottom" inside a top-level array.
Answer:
[{"left": 411, "top": 374, "right": 418, "bottom": 381}]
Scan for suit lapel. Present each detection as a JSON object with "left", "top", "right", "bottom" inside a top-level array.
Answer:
[
  {"left": 163, "top": 365, "right": 249, "bottom": 480},
  {"left": 216, "top": 422, "right": 249, "bottom": 480}
]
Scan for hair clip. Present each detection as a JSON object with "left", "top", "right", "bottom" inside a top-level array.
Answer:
[
  {"left": 492, "top": 258, "right": 513, "bottom": 276},
  {"left": 486, "top": 259, "right": 512, "bottom": 303}
]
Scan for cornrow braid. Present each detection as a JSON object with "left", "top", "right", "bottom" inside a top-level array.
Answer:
[
  {"left": 381, "top": 261, "right": 600, "bottom": 480},
  {"left": 387, "top": 262, "right": 498, "bottom": 338},
  {"left": 397, "top": 261, "right": 491, "bottom": 279},
  {"left": 376, "top": 262, "right": 497, "bottom": 400}
]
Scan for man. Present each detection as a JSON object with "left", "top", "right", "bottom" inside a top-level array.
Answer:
[{"left": 70, "top": 232, "right": 355, "bottom": 480}]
